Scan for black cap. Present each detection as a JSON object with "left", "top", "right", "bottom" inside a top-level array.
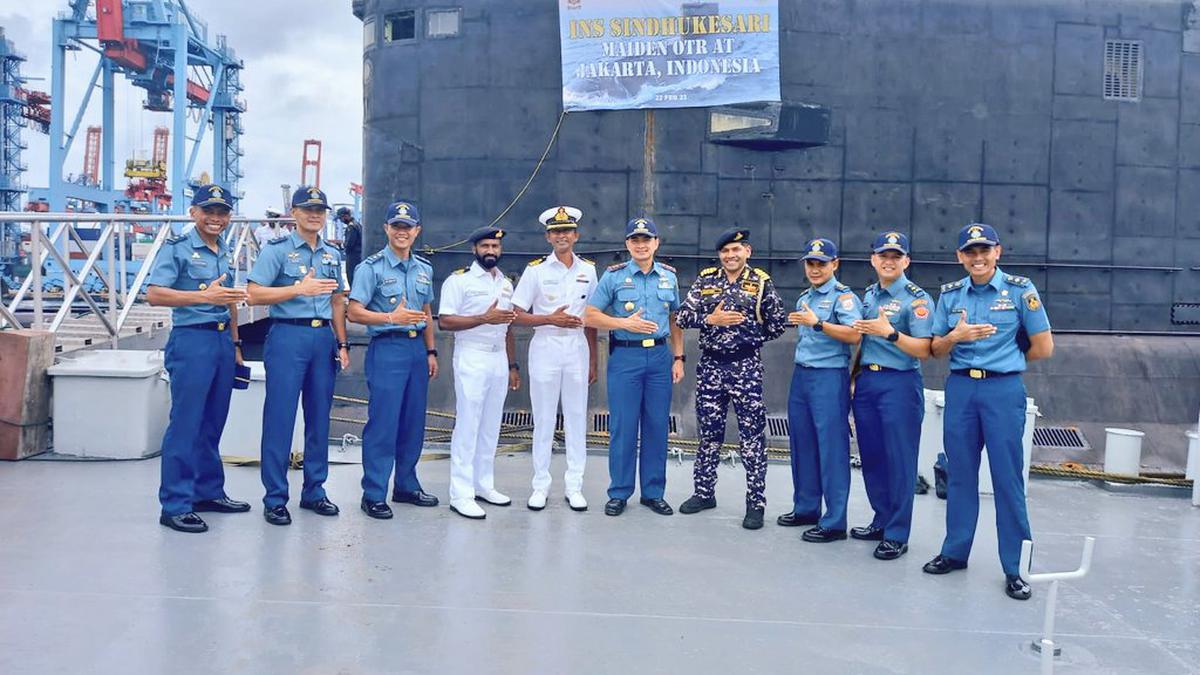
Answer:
[{"left": 468, "top": 226, "right": 505, "bottom": 244}]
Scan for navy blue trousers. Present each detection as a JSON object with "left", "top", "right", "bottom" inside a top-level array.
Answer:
[
  {"left": 158, "top": 325, "right": 235, "bottom": 517},
  {"left": 360, "top": 334, "right": 429, "bottom": 502},
  {"left": 606, "top": 344, "right": 672, "bottom": 500},
  {"left": 260, "top": 322, "right": 337, "bottom": 508},
  {"left": 852, "top": 369, "right": 924, "bottom": 542},
  {"left": 787, "top": 366, "right": 851, "bottom": 530}
]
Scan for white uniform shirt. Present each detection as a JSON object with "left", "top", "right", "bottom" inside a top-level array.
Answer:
[
  {"left": 438, "top": 261, "right": 513, "bottom": 348},
  {"left": 511, "top": 252, "right": 597, "bottom": 337},
  {"left": 254, "top": 224, "right": 278, "bottom": 248}
]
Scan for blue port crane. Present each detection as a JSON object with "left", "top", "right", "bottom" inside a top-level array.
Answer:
[{"left": 44, "top": 0, "right": 245, "bottom": 213}]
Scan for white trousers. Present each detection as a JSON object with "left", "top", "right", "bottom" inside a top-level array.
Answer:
[
  {"left": 528, "top": 332, "right": 589, "bottom": 494},
  {"left": 449, "top": 346, "right": 509, "bottom": 502}
]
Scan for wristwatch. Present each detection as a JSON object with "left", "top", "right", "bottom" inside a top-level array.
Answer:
[
  {"left": 813, "top": 320, "right": 824, "bottom": 332},
  {"left": 427, "top": 349, "right": 439, "bottom": 357},
  {"left": 509, "top": 363, "right": 520, "bottom": 372},
  {"left": 232, "top": 339, "right": 244, "bottom": 348},
  {"left": 886, "top": 329, "right": 900, "bottom": 343},
  {"left": 338, "top": 342, "right": 350, "bottom": 350},
  {"left": 674, "top": 354, "right": 686, "bottom": 363}
]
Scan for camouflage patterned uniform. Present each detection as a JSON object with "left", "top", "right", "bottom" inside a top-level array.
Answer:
[{"left": 676, "top": 266, "right": 789, "bottom": 508}]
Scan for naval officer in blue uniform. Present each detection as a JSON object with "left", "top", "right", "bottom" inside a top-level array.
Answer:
[
  {"left": 782, "top": 238, "right": 863, "bottom": 542},
  {"left": 922, "top": 223, "right": 1053, "bottom": 600},
  {"left": 347, "top": 200, "right": 440, "bottom": 519},
  {"left": 849, "top": 231, "right": 932, "bottom": 560},
  {"left": 147, "top": 184, "right": 251, "bottom": 533},
  {"left": 247, "top": 186, "right": 350, "bottom": 526},
  {"left": 584, "top": 217, "right": 685, "bottom": 517}
]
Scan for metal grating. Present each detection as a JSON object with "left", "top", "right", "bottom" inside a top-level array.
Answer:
[
  {"left": 592, "top": 412, "right": 679, "bottom": 435},
  {"left": 1032, "top": 426, "right": 1090, "bottom": 450},
  {"left": 765, "top": 415, "right": 790, "bottom": 438},
  {"left": 1103, "top": 39, "right": 1142, "bottom": 102},
  {"left": 500, "top": 411, "right": 534, "bottom": 428},
  {"left": 1171, "top": 303, "right": 1200, "bottom": 325}
]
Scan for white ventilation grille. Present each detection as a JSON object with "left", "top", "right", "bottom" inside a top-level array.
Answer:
[{"left": 1103, "top": 40, "right": 1142, "bottom": 102}]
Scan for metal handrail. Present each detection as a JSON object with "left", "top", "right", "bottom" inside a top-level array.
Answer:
[{"left": 0, "top": 212, "right": 283, "bottom": 342}]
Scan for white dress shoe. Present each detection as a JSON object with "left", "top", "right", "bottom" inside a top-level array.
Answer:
[
  {"left": 475, "top": 489, "right": 511, "bottom": 506},
  {"left": 527, "top": 490, "right": 548, "bottom": 511},
  {"left": 450, "top": 499, "right": 486, "bottom": 519},
  {"left": 565, "top": 492, "right": 588, "bottom": 512}
]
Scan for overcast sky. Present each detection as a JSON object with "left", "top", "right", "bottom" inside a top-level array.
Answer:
[{"left": 0, "top": 0, "right": 363, "bottom": 216}]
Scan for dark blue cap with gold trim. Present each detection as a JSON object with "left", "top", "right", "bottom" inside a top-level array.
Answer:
[
  {"left": 468, "top": 226, "right": 505, "bottom": 244},
  {"left": 386, "top": 200, "right": 420, "bottom": 226},
  {"left": 801, "top": 237, "right": 838, "bottom": 262},
  {"left": 715, "top": 228, "right": 750, "bottom": 250},
  {"left": 872, "top": 230, "right": 909, "bottom": 254},
  {"left": 957, "top": 222, "right": 999, "bottom": 251},
  {"left": 291, "top": 185, "right": 330, "bottom": 210},
  {"left": 192, "top": 183, "right": 234, "bottom": 208},
  {"left": 625, "top": 217, "right": 658, "bottom": 239}
]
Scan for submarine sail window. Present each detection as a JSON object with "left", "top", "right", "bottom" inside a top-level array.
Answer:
[
  {"left": 384, "top": 10, "right": 417, "bottom": 42},
  {"left": 427, "top": 9, "right": 461, "bottom": 38},
  {"left": 710, "top": 112, "right": 773, "bottom": 134},
  {"left": 1103, "top": 39, "right": 1142, "bottom": 102}
]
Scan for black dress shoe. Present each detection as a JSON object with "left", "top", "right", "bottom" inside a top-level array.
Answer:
[
  {"left": 391, "top": 490, "right": 439, "bottom": 507},
  {"left": 742, "top": 506, "right": 764, "bottom": 530},
  {"left": 679, "top": 495, "right": 717, "bottom": 514},
  {"left": 922, "top": 555, "right": 968, "bottom": 575},
  {"left": 776, "top": 511, "right": 819, "bottom": 527},
  {"left": 1005, "top": 574, "right": 1032, "bottom": 600},
  {"left": 193, "top": 497, "right": 251, "bottom": 513},
  {"left": 801, "top": 526, "right": 848, "bottom": 543},
  {"left": 299, "top": 497, "right": 340, "bottom": 516},
  {"left": 850, "top": 524, "right": 885, "bottom": 541},
  {"left": 264, "top": 505, "right": 292, "bottom": 526},
  {"left": 874, "top": 540, "right": 908, "bottom": 560},
  {"left": 639, "top": 497, "right": 674, "bottom": 516},
  {"left": 604, "top": 498, "right": 627, "bottom": 516},
  {"left": 361, "top": 498, "right": 393, "bottom": 520},
  {"left": 159, "top": 512, "right": 208, "bottom": 533}
]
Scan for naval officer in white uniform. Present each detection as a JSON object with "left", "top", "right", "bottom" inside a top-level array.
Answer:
[
  {"left": 438, "top": 226, "right": 521, "bottom": 519},
  {"left": 511, "top": 206, "right": 598, "bottom": 512}
]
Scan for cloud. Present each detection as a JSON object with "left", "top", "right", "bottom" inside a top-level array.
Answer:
[{"left": 0, "top": 1, "right": 363, "bottom": 217}]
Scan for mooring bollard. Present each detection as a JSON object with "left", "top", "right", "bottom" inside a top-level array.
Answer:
[{"left": 1019, "top": 537, "right": 1097, "bottom": 675}]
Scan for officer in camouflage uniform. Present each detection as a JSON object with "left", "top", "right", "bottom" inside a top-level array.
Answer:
[{"left": 675, "top": 228, "right": 789, "bottom": 530}]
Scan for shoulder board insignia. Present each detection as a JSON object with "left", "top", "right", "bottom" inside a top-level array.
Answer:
[
  {"left": 413, "top": 254, "right": 431, "bottom": 266},
  {"left": 267, "top": 235, "right": 291, "bottom": 245},
  {"left": 580, "top": 257, "right": 595, "bottom": 266},
  {"left": 165, "top": 234, "right": 187, "bottom": 245},
  {"left": 699, "top": 266, "right": 719, "bottom": 276},
  {"left": 1005, "top": 274, "right": 1030, "bottom": 287},
  {"left": 526, "top": 257, "right": 545, "bottom": 267},
  {"left": 753, "top": 267, "right": 771, "bottom": 280},
  {"left": 835, "top": 282, "right": 849, "bottom": 292},
  {"left": 364, "top": 251, "right": 384, "bottom": 264},
  {"left": 940, "top": 279, "right": 965, "bottom": 293},
  {"left": 453, "top": 267, "right": 468, "bottom": 275},
  {"left": 658, "top": 262, "right": 676, "bottom": 273},
  {"left": 606, "top": 262, "right": 628, "bottom": 272},
  {"left": 906, "top": 282, "right": 926, "bottom": 297}
]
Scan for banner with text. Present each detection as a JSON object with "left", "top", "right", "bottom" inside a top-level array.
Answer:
[{"left": 558, "top": 0, "right": 781, "bottom": 111}]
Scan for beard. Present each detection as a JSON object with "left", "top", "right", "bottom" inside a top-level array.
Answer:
[{"left": 475, "top": 252, "right": 500, "bottom": 269}]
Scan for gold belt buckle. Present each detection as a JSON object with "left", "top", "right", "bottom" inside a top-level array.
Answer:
[
  {"left": 216, "top": 322, "right": 226, "bottom": 331},
  {"left": 641, "top": 338, "right": 655, "bottom": 348},
  {"left": 969, "top": 368, "right": 985, "bottom": 379},
  {"left": 868, "top": 364, "right": 880, "bottom": 371},
  {"left": 310, "top": 319, "right": 322, "bottom": 328},
  {"left": 407, "top": 329, "right": 417, "bottom": 338}
]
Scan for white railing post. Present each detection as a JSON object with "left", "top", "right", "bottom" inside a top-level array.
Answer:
[
  {"left": 1019, "top": 537, "right": 1097, "bottom": 675},
  {"left": 107, "top": 221, "right": 118, "bottom": 348},
  {"left": 30, "top": 218, "right": 43, "bottom": 329}
]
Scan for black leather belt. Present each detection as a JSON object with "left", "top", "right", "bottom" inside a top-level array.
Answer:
[
  {"left": 276, "top": 318, "right": 329, "bottom": 327},
  {"left": 176, "top": 321, "right": 229, "bottom": 331},
  {"left": 611, "top": 337, "right": 666, "bottom": 349},
  {"left": 701, "top": 345, "right": 759, "bottom": 363},
  {"left": 375, "top": 329, "right": 421, "bottom": 339},
  {"left": 951, "top": 368, "right": 1017, "bottom": 379},
  {"left": 862, "top": 363, "right": 901, "bottom": 372}
]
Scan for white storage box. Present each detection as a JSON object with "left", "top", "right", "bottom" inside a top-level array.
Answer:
[
  {"left": 48, "top": 349, "right": 170, "bottom": 459},
  {"left": 219, "top": 361, "right": 304, "bottom": 459}
]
